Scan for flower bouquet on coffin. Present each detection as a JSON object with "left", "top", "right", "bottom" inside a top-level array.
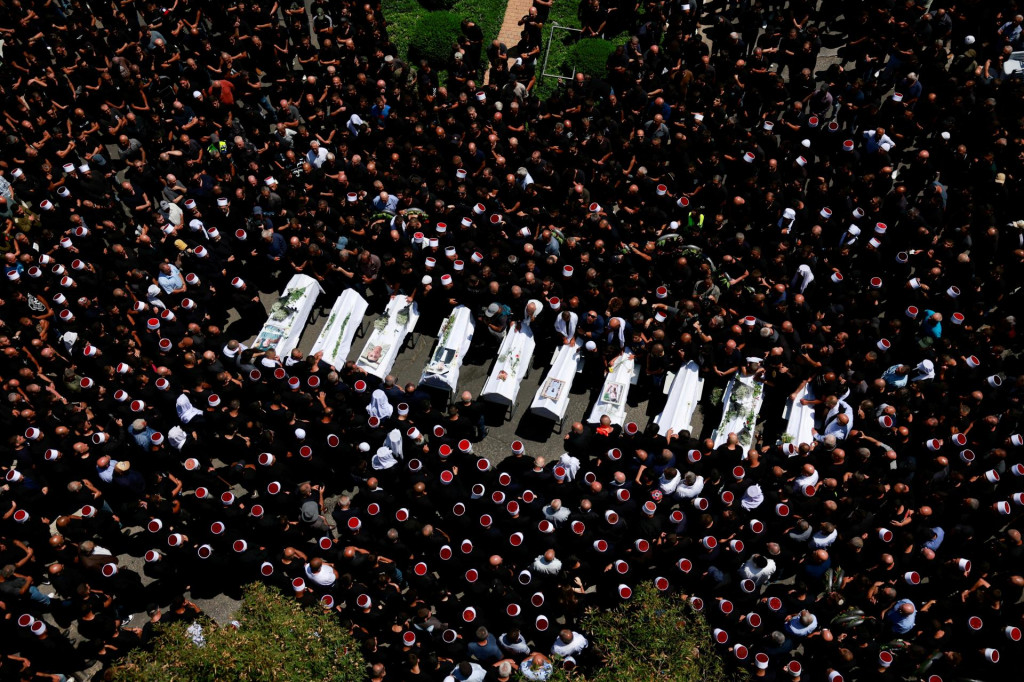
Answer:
[
  {"left": 420, "top": 306, "right": 475, "bottom": 392},
  {"left": 252, "top": 275, "right": 323, "bottom": 354},
  {"left": 588, "top": 354, "right": 636, "bottom": 425},
  {"left": 311, "top": 288, "right": 370, "bottom": 367},
  {"left": 425, "top": 311, "right": 459, "bottom": 376},
  {"left": 354, "top": 296, "right": 413, "bottom": 374},
  {"left": 712, "top": 375, "right": 765, "bottom": 454}
]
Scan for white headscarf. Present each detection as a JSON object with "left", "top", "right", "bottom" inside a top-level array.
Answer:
[
  {"left": 557, "top": 452, "right": 580, "bottom": 481},
  {"left": 384, "top": 428, "right": 403, "bottom": 461},
  {"left": 792, "top": 264, "right": 814, "bottom": 293},
  {"left": 910, "top": 359, "right": 935, "bottom": 382},
  {"left": 175, "top": 394, "right": 203, "bottom": 424},
  {"left": 168, "top": 425, "right": 188, "bottom": 451},
  {"left": 554, "top": 311, "right": 578, "bottom": 341},
  {"left": 371, "top": 446, "right": 397, "bottom": 470},
  {"left": 523, "top": 299, "right": 543, "bottom": 329},
  {"left": 367, "top": 389, "right": 394, "bottom": 420},
  {"left": 741, "top": 484, "right": 764, "bottom": 510}
]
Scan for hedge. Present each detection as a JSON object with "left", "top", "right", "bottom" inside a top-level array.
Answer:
[
  {"left": 409, "top": 11, "right": 463, "bottom": 65},
  {"left": 567, "top": 38, "right": 617, "bottom": 80}
]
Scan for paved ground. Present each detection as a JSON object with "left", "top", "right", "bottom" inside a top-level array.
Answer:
[{"left": 239, "top": 286, "right": 699, "bottom": 463}]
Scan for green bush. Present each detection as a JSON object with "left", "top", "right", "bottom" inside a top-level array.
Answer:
[
  {"left": 549, "top": 582, "right": 737, "bottom": 682},
  {"left": 108, "top": 583, "right": 366, "bottom": 682},
  {"left": 409, "top": 12, "right": 463, "bottom": 66},
  {"left": 567, "top": 38, "right": 617, "bottom": 79}
]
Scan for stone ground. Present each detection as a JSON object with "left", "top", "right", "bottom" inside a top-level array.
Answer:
[{"left": 45, "top": 3, "right": 857, "bottom": 677}]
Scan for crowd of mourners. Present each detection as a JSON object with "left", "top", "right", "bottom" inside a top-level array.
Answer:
[{"left": 2, "top": 0, "right": 1024, "bottom": 679}]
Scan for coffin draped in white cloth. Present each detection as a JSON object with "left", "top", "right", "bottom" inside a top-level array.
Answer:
[
  {"left": 530, "top": 341, "right": 582, "bottom": 421},
  {"left": 480, "top": 325, "right": 536, "bottom": 407},
  {"left": 310, "top": 288, "right": 369, "bottom": 368},
  {"left": 782, "top": 383, "right": 815, "bottom": 450},
  {"left": 588, "top": 354, "right": 636, "bottom": 426},
  {"left": 653, "top": 360, "right": 704, "bottom": 435},
  {"left": 418, "top": 306, "right": 475, "bottom": 392},
  {"left": 712, "top": 374, "right": 765, "bottom": 457},
  {"left": 356, "top": 296, "right": 420, "bottom": 379},
  {"left": 250, "top": 274, "right": 324, "bottom": 357}
]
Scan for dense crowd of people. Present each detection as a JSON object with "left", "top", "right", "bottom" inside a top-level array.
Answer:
[{"left": 1, "top": 0, "right": 1024, "bottom": 680}]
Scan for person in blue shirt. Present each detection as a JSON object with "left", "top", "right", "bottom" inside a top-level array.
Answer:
[
  {"left": 881, "top": 364, "right": 910, "bottom": 388},
  {"left": 922, "top": 526, "right": 945, "bottom": 551},
  {"left": 466, "top": 626, "right": 503, "bottom": 665},
  {"left": 884, "top": 599, "right": 917, "bottom": 635},
  {"left": 921, "top": 310, "right": 942, "bottom": 339}
]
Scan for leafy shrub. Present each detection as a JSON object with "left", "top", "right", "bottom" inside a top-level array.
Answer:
[
  {"left": 108, "top": 583, "right": 366, "bottom": 681},
  {"left": 575, "top": 582, "right": 733, "bottom": 682},
  {"left": 409, "top": 12, "right": 463, "bottom": 66},
  {"left": 567, "top": 38, "right": 617, "bottom": 79}
]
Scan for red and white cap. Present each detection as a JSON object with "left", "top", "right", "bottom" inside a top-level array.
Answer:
[
  {"left": 618, "top": 584, "right": 632, "bottom": 599},
  {"left": 462, "top": 607, "right": 477, "bottom": 622},
  {"left": 656, "top": 184, "right": 668, "bottom": 195},
  {"left": 984, "top": 648, "right": 999, "bottom": 663},
  {"left": 562, "top": 265, "right": 574, "bottom": 278},
  {"left": 356, "top": 594, "right": 371, "bottom": 608},
  {"left": 167, "top": 533, "right": 184, "bottom": 546},
  {"left": 785, "top": 661, "right": 802, "bottom": 677},
  {"left": 733, "top": 644, "right": 748, "bottom": 660},
  {"left": 414, "top": 562, "right": 428, "bottom": 576},
  {"left": 655, "top": 576, "right": 670, "bottom": 591},
  {"left": 755, "top": 653, "right": 770, "bottom": 670},
  {"left": 878, "top": 527, "right": 893, "bottom": 542},
  {"left": 439, "top": 545, "right": 453, "bottom": 560},
  {"left": 905, "top": 571, "right": 921, "bottom": 585},
  {"left": 535, "top": 615, "right": 549, "bottom": 631},
  {"left": 507, "top": 603, "right": 521, "bottom": 617},
  {"left": 878, "top": 650, "right": 894, "bottom": 668}
]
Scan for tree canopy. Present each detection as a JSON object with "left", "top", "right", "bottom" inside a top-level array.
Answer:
[{"left": 107, "top": 583, "right": 366, "bottom": 682}]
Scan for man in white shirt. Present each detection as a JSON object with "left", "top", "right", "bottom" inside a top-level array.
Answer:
[
  {"left": 550, "top": 628, "right": 589, "bottom": 661},
  {"left": 304, "top": 557, "right": 338, "bottom": 588}
]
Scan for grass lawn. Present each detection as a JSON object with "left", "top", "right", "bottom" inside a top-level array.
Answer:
[
  {"left": 535, "top": 0, "right": 628, "bottom": 99},
  {"left": 382, "top": 0, "right": 507, "bottom": 74},
  {"left": 380, "top": 0, "right": 628, "bottom": 99}
]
